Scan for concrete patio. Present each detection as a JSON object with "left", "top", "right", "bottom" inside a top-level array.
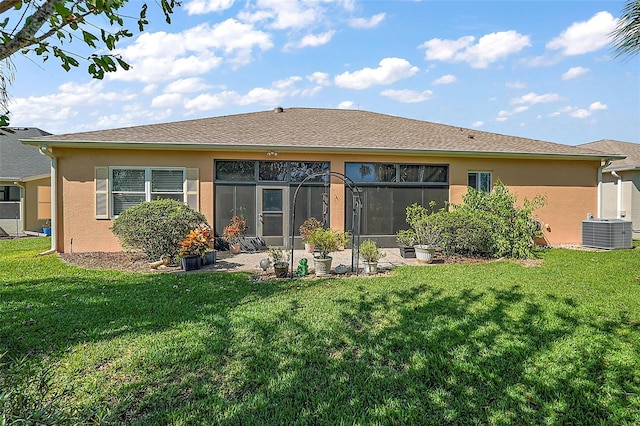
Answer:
[{"left": 208, "top": 247, "right": 422, "bottom": 274}]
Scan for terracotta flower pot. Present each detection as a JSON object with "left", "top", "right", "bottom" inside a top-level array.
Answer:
[{"left": 229, "top": 243, "right": 241, "bottom": 254}]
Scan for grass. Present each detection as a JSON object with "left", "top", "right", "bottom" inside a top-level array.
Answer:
[{"left": 1, "top": 237, "right": 639, "bottom": 425}]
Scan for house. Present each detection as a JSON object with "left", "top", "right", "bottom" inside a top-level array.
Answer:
[
  {"left": 0, "top": 127, "right": 52, "bottom": 237},
  {"left": 20, "top": 107, "right": 623, "bottom": 254},
  {"left": 579, "top": 140, "right": 640, "bottom": 239}
]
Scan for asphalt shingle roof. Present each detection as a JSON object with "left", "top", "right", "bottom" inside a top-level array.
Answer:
[
  {"left": 1, "top": 127, "right": 51, "bottom": 181},
  {"left": 22, "top": 108, "right": 622, "bottom": 160},
  {"left": 579, "top": 140, "right": 640, "bottom": 171}
]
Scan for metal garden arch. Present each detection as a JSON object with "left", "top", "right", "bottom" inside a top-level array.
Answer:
[{"left": 289, "top": 171, "right": 362, "bottom": 276}]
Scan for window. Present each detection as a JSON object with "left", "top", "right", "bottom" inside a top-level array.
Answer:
[
  {"left": 0, "top": 185, "right": 20, "bottom": 201},
  {"left": 37, "top": 185, "right": 51, "bottom": 220},
  {"left": 111, "top": 168, "right": 186, "bottom": 216},
  {"left": 345, "top": 162, "right": 449, "bottom": 236},
  {"left": 468, "top": 172, "right": 492, "bottom": 192}
]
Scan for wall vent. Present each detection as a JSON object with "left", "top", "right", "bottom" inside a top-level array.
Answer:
[{"left": 582, "top": 219, "right": 632, "bottom": 249}]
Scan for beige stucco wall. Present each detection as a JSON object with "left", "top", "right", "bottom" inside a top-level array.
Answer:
[{"left": 51, "top": 147, "right": 601, "bottom": 253}]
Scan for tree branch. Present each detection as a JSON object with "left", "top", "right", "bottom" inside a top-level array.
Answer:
[
  {"left": 0, "top": 0, "right": 59, "bottom": 61},
  {"left": 0, "top": 0, "right": 21, "bottom": 15}
]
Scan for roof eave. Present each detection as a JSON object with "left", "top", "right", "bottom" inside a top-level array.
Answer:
[{"left": 20, "top": 140, "right": 623, "bottom": 161}]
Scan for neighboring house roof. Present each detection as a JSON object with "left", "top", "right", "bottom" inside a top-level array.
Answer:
[
  {"left": 578, "top": 140, "right": 640, "bottom": 171},
  {"left": 22, "top": 108, "right": 623, "bottom": 161},
  {"left": 0, "top": 127, "right": 52, "bottom": 181}
]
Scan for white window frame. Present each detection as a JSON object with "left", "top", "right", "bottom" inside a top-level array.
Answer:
[
  {"left": 468, "top": 171, "right": 492, "bottom": 192},
  {"left": 110, "top": 167, "right": 186, "bottom": 217}
]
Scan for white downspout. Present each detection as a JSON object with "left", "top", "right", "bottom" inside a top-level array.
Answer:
[
  {"left": 611, "top": 170, "right": 622, "bottom": 219},
  {"left": 38, "top": 146, "right": 57, "bottom": 255}
]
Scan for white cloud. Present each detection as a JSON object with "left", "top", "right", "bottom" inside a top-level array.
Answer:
[
  {"left": 10, "top": 81, "right": 136, "bottom": 125},
  {"left": 472, "top": 121, "right": 484, "bottom": 128},
  {"left": 185, "top": 0, "right": 235, "bottom": 15},
  {"left": 337, "top": 101, "right": 355, "bottom": 109},
  {"left": 432, "top": 74, "right": 456, "bottom": 85},
  {"left": 111, "top": 20, "right": 272, "bottom": 83},
  {"left": 239, "top": 0, "right": 321, "bottom": 30},
  {"left": 307, "top": 72, "right": 331, "bottom": 86},
  {"left": 181, "top": 76, "right": 306, "bottom": 112},
  {"left": 334, "top": 57, "right": 419, "bottom": 89},
  {"left": 570, "top": 108, "right": 591, "bottom": 119},
  {"left": 380, "top": 89, "right": 434, "bottom": 103},
  {"left": 286, "top": 31, "right": 335, "bottom": 50},
  {"left": 511, "top": 92, "right": 562, "bottom": 105},
  {"left": 349, "top": 13, "right": 385, "bottom": 29},
  {"left": 142, "top": 84, "right": 157, "bottom": 95},
  {"left": 551, "top": 101, "right": 607, "bottom": 119},
  {"left": 184, "top": 92, "right": 235, "bottom": 110},
  {"left": 546, "top": 11, "right": 617, "bottom": 56},
  {"left": 273, "top": 76, "right": 302, "bottom": 91},
  {"left": 589, "top": 101, "right": 608, "bottom": 111},
  {"left": 164, "top": 78, "right": 212, "bottom": 94},
  {"left": 506, "top": 81, "right": 526, "bottom": 89},
  {"left": 421, "top": 31, "right": 530, "bottom": 68},
  {"left": 562, "top": 66, "right": 589, "bottom": 80},
  {"left": 494, "top": 106, "right": 529, "bottom": 122},
  {"left": 151, "top": 93, "right": 184, "bottom": 108}
]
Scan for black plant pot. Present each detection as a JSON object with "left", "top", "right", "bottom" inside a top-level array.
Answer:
[
  {"left": 181, "top": 255, "right": 201, "bottom": 271},
  {"left": 399, "top": 245, "right": 416, "bottom": 258}
]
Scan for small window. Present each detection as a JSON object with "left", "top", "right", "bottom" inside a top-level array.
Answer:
[
  {"left": 111, "top": 168, "right": 185, "bottom": 216},
  {"left": 215, "top": 161, "right": 255, "bottom": 181},
  {"left": 345, "top": 163, "right": 396, "bottom": 182},
  {"left": 399, "top": 165, "right": 448, "bottom": 183},
  {"left": 259, "top": 161, "right": 287, "bottom": 181},
  {"left": 290, "top": 162, "right": 330, "bottom": 182},
  {"left": 468, "top": 171, "right": 492, "bottom": 192}
]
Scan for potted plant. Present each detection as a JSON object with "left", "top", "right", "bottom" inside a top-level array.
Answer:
[
  {"left": 299, "top": 217, "right": 323, "bottom": 252},
  {"left": 42, "top": 219, "right": 52, "bottom": 236},
  {"left": 359, "top": 239, "right": 385, "bottom": 275},
  {"left": 222, "top": 215, "right": 247, "bottom": 254},
  {"left": 395, "top": 229, "right": 416, "bottom": 258},
  {"left": 405, "top": 203, "right": 442, "bottom": 264},
  {"left": 179, "top": 226, "right": 211, "bottom": 271},
  {"left": 306, "top": 227, "right": 349, "bottom": 277},
  {"left": 268, "top": 246, "right": 290, "bottom": 278},
  {"left": 195, "top": 225, "right": 216, "bottom": 266}
]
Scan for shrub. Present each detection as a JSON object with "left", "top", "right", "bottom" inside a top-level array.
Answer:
[
  {"left": 456, "top": 181, "right": 546, "bottom": 258},
  {"left": 111, "top": 199, "right": 208, "bottom": 261},
  {"left": 307, "top": 228, "right": 349, "bottom": 259},
  {"left": 428, "top": 209, "right": 493, "bottom": 256},
  {"left": 405, "top": 203, "right": 444, "bottom": 248},
  {"left": 359, "top": 239, "right": 385, "bottom": 262}
]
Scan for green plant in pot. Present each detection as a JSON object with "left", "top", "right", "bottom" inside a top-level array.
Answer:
[
  {"left": 395, "top": 229, "right": 416, "bottom": 258},
  {"left": 268, "top": 246, "right": 290, "bottom": 278},
  {"left": 406, "top": 203, "right": 443, "bottom": 264},
  {"left": 306, "top": 227, "right": 349, "bottom": 276},
  {"left": 359, "top": 239, "right": 385, "bottom": 275}
]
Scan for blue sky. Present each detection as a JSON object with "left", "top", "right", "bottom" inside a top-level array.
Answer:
[{"left": 9, "top": 0, "right": 639, "bottom": 146}]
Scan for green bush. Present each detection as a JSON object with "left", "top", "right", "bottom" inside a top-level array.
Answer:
[
  {"left": 111, "top": 199, "right": 208, "bottom": 261},
  {"left": 428, "top": 209, "right": 493, "bottom": 256},
  {"left": 457, "top": 181, "right": 545, "bottom": 258}
]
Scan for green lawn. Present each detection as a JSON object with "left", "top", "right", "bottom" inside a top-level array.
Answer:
[{"left": 1, "top": 237, "right": 639, "bottom": 425}]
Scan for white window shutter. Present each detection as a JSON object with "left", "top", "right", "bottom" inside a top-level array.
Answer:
[
  {"left": 186, "top": 168, "right": 199, "bottom": 210},
  {"left": 95, "top": 167, "right": 109, "bottom": 219}
]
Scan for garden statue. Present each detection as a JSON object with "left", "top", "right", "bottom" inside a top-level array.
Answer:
[{"left": 297, "top": 258, "right": 308, "bottom": 276}]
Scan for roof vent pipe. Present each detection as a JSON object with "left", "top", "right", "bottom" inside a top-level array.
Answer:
[{"left": 274, "top": 106, "right": 284, "bottom": 113}]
